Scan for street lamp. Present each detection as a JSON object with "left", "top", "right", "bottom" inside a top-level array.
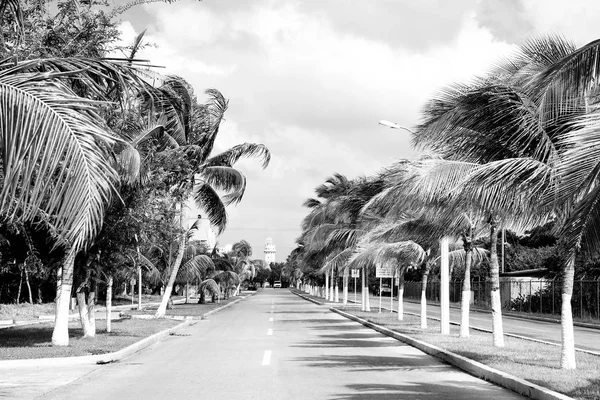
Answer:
[
  {"left": 379, "top": 118, "right": 449, "bottom": 334},
  {"left": 378, "top": 120, "right": 416, "bottom": 134}
]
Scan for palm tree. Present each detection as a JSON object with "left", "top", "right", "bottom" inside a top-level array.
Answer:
[
  {"left": 299, "top": 174, "right": 386, "bottom": 310},
  {"left": 348, "top": 240, "right": 426, "bottom": 319},
  {"left": 150, "top": 88, "right": 270, "bottom": 317},
  {"left": 413, "top": 36, "right": 600, "bottom": 367}
]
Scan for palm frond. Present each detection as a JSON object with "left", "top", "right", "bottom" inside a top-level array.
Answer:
[
  {"left": 203, "top": 143, "right": 271, "bottom": 169},
  {"left": 199, "top": 166, "right": 246, "bottom": 205},
  {"left": 193, "top": 184, "right": 227, "bottom": 233},
  {"left": 199, "top": 278, "right": 219, "bottom": 297},
  {"left": 0, "top": 73, "right": 119, "bottom": 250}
]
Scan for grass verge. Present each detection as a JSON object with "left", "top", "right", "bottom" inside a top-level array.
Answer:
[
  {"left": 123, "top": 295, "right": 244, "bottom": 318},
  {"left": 0, "top": 303, "right": 57, "bottom": 320},
  {"left": 0, "top": 318, "right": 180, "bottom": 360},
  {"left": 340, "top": 308, "right": 600, "bottom": 400}
]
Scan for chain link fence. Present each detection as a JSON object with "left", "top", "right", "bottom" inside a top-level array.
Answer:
[{"left": 404, "top": 278, "right": 600, "bottom": 320}]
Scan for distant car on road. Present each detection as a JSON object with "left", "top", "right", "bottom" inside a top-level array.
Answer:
[
  {"left": 378, "top": 283, "right": 391, "bottom": 295},
  {"left": 273, "top": 281, "right": 282, "bottom": 288}
]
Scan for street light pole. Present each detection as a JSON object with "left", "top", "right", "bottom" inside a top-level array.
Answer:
[{"left": 378, "top": 120, "right": 416, "bottom": 134}]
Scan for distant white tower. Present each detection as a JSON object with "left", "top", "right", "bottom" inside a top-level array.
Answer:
[{"left": 264, "top": 237, "right": 276, "bottom": 265}]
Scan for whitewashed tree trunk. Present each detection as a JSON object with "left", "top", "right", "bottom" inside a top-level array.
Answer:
[
  {"left": 343, "top": 271, "right": 348, "bottom": 305},
  {"left": 155, "top": 235, "right": 187, "bottom": 318},
  {"left": 138, "top": 265, "right": 142, "bottom": 310},
  {"left": 325, "top": 273, "right": 329, "bottom": 300},
  {"left": 489, "top": 218, "right": 504, "bottom": 347},
  {"left": 460, "top": 234, "right": 473, "bottom": 338},
  {"left": 24, "top": 266, "right": 33, "bottom": 304},
  {"left": 55, "top": 266, "right": 62, "bottom": 318},
  {"left": 16, "top": 265, "right": 23, "bottom": 304},
  {"left": 561, "top": 252, "right": 576, "bottom": 369},
  {"left": 106, "top": 274, "right": 113, "bottom": 333},
  {"left": 330, "top": 269, "right": 334, "bottom": 301},
  {"left": 52, "top": 251, "right": 75, "bottom": 346},
  {"left": 76, "top": 292, "right": 94, "bottom": 337},
  {"left": 361, "top": 266, "right": 366, "bottom": 311},
  {"left": 363, "top": 266, "right": 370, "bottom": 311},
  {"left": 334, "top": 269, "right": 339, "bottom": 303},
  {"left": 87, "top": 287, "right": 96, "bottom": 337},
  {"left": 397, "top": 271, "right": 405, "bottom": 321},
  {"left": 420, "top": 260, "right": 431, "bottom": 329}
]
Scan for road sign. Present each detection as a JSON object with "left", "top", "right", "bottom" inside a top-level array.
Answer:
[
  {"left": 351, "top": 269, "right": 360, "bottom": 278},
  {"left": 376, "top": 264, "right": 394, "bottom": 278}
]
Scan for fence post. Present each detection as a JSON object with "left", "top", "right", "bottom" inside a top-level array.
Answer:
[{"left": 530, "top": 280, "right": 532, "bottom": 313}]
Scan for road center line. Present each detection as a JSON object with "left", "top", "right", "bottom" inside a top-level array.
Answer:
[
  {"left": 267, "top": 328, "right": 273, "bottom": 335},
  {"left": 262, "top": 350, "right": 272, "bottom": 366}
]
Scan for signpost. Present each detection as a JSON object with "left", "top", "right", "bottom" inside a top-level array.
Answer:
[
  {"left": 376, "top": 264, "right": 394, "bottom": 313},
  {"left": 351, "top": 269, "right": 359, "bottom": 304}
]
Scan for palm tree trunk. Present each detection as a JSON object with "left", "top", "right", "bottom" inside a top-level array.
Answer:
[
  {"left": 421, "top": 260, "right": 432, "bottom": 329},
  {"left": 155, "top": 234, "right": 187, "bottom": 318},
  {"left": 76, "top": 291, "right": 94, "bottom": 337},
  {"left": 343, "top": 270, "right": 348, "bottom": 305},
  {"left": 397, "top": 270, "right": 405, "bottom": 321},
  {"left": 334, "top": 269, "right": 339, "bottom": 303},
  {"left": 106, "top": 274, "right": 113, "bottom": 333},
  {"left": 330, "top": 269, "right": 335, "bottom": 301},
  {"left": 363, "top": 265, "right": 370, "bottom": 311},
  {"left": 87, "top": 284, "right": 96, "bottom": 337},
  {"left": 361, "top": 266, "right": 366, "bottom": 311},
  {"left": 560, "top": 251, "right": 577, "bottom": 369},
  {"left": 16, "top": 265, "right": 23, "bottom": 304},
  {"left": 52, "top": 251, "right": 75, "bottom": 346},
  {"left": 137, "top": 265, "right": 142, "bottom": 310},
  {"left": 489, "top": 217, "right": 504, "bottom": 347},
  {"left": 325, "top": 272, "right": 329, "bottom": 300},
  {"left": 460, "top": 232, "right": 473, "bottom": 338},
  {"left": 24, "top": 266, "right": 33, "bottom": 304}
]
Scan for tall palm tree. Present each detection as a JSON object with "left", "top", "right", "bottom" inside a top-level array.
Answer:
[
  {"left": 152, "top": 88, "right": 270, "bottom": 317},
  {"left": 414, "top": 35, "right": 600, "bottom": 368}
]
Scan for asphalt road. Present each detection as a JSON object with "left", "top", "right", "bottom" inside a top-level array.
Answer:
[
  {"left": 7, "top": 290, "right": 526, "bottom": 400},
  {"left": 361, "top": 292, "right": 600, "bottom": 353}
]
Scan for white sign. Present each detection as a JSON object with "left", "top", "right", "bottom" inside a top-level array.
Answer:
[
  {"left": 351, "top": 269, "right": 360, "bottom": 278},
  {"left": 376, "top": 264, "right": 395, "bottom": 278}
]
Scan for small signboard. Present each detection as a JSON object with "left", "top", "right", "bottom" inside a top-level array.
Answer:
[
  {"left": 351, "top": 269, "right": 360, "bottom": 278},
  {"left": 376, "top": 264, "right": 395, "bottom": 278}
]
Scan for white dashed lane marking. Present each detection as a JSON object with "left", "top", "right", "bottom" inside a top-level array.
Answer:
[{"left": 262, "top": 350, "right": 272, "bottom": 366}]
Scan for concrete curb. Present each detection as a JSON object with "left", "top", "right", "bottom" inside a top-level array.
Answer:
[
  {"left": 291, "top": 290, "right": 325, "bottom": 306},
  {"left": 202, "top": 291, "right": 257, "bottom": 318},
  {"left": 331, "top": 308, "right": 573, "bottom": 400},
  {"left": 0, "top": 293, "right": 257, "bottom": 368}
]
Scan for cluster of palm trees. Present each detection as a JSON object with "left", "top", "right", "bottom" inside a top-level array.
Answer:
[
  {"left": 0, "top": 1, "right": 270, "bottom": 345},
  {"left": 294, "top": 35, "right": 600, "bottom": 370}
]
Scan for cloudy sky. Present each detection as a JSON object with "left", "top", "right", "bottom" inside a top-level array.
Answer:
[{"left": 115, "top": 0, "right": 600, "bottom": 261}]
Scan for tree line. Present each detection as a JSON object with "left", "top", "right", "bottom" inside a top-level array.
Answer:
[
  {"left": 0, "top": 0, "right": 270, "bottom": 346},
  {"left": 289, "top": 35, "right": 600, "bottom": 370}
]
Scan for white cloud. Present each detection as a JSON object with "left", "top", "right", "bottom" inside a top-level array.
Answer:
[{"left": 119, "top": 0, "right": 595, "bottom": 258}]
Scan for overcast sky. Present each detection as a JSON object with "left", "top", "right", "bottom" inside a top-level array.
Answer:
[{"left": 116, "top": 0, "right": 600, "bottom": 261}]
